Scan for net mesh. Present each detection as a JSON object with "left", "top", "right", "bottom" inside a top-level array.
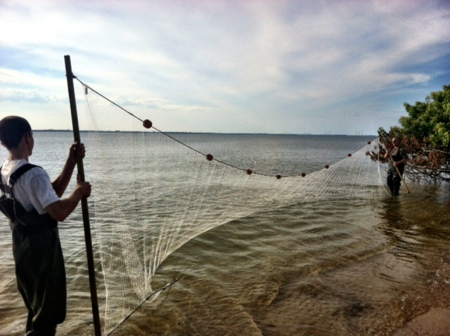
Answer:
[{"left": 76, "top": 79, "right": 386, "bottom": 335}]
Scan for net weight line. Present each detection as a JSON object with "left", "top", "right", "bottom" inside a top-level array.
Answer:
[{"left": 106, "top": 275, "right": 182, "bottom": 336}]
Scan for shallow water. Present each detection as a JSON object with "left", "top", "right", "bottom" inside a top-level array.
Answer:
[
  {"left": 119, "top": 184, "right": 449, "bottom": 336},
  {"left": 1, "top": 132, "right": 449, "bottom": 336}
]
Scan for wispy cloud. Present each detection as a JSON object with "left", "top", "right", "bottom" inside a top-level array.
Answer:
[
  {"left": 0, "top": 88, "right": 61, "bottom": 103},
  {"left": 1, "top": 0, "right": 449, "bottom": 134}
]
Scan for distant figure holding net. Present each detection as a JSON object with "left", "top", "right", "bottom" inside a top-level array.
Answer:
[
  {"left": 0, "top": 116, "right": 91, "bottom": 336},
  {"left": 384, "top": 137, "right": 408, "bottom": 196}
]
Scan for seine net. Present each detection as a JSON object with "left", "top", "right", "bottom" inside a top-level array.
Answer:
[{"left": 76, "top": 79, "right": 386, "bottom": 335}]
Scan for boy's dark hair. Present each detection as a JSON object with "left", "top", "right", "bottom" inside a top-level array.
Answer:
[{"left": 0, "top": 116, "right": 32, "bottom": 150}]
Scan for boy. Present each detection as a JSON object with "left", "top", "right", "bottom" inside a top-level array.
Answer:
[{"left": 0, "top": 116, "right": 91, "bottom": 336}]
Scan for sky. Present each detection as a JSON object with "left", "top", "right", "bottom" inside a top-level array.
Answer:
[{"left": 1, "top": 0, "right": 449, "bottom": 135}]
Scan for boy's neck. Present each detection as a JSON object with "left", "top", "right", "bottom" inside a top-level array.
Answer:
[{"left": 9, "top": 149, "right": 29, "bottom": 162}]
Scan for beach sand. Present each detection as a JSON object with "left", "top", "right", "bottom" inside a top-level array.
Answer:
[{"left": 393, "top": 308, "right": 450, "bottom": 336}]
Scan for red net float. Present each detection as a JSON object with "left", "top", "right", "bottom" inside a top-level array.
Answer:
[
  {"left": 143, "top": 119, "right": 152, "bottom": 129},
  {"left": 276, "top": 175, "right": 281, "bottom": 179},
  {"left": 246, "top": 169, "right": 252, "bottom": 175},
  {"left": 206, "top": 154, "right": 213, "bottom": 161}
]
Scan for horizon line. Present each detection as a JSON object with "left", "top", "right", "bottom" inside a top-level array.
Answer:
[{"left": 34, "top": 129, "right": 376, "bottom": 137}]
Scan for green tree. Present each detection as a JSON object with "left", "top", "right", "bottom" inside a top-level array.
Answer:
[
  {"left": 400, "top": 85, "right": 450, "bottom": 150},
  {"left": 375, "top": 85, "right": 450, "bottom": 182}
]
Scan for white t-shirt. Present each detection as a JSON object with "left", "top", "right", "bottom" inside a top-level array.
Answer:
[{"left": 1, "top": 159, "right": 60, "bottom": 215}]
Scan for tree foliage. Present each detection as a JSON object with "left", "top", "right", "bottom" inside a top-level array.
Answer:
[
  {"left": 400, "top": 85, "right": 450, "bottom": 150},
  {"left": 373, "top": 85, "right": 450, "bottom": 183}
]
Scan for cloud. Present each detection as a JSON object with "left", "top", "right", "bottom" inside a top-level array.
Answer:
[
  {"left": 114, "top": 96, "right": 212, "bottom": 113},
  {"left": 0, "top": 0, "right": 449, "bottom": 134},
  {"left": 0, "top": 88, "right": 60, "bottom": 103},
  {"left": 0, "top": 67, "right": 68, "bottom": 104}
]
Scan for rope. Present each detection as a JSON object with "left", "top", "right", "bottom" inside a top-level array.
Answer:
[
  {"left": 74, "top": 75, "right": 361, "bottom": 179},
  {"left": 107, "top": 275, "right": 183, "bottom": 336}
]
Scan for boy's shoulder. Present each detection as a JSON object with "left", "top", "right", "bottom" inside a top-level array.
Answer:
[{"left": 2, "top": 160, "right": 45, "bottom": 185}]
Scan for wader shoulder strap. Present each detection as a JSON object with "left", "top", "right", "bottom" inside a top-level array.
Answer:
[
  {"left": 0, "top": 163, "right": 56, "bottom": 233},
  {"left": 0, "top": 164, "right": 39, "bottom": 194},
  {"left": 9, "top": 164, "right": 40, "bottom": 186}
]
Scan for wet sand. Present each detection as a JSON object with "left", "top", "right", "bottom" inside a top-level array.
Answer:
[{"left": 393, "top": 308, "right": 450, "bottom": 336}]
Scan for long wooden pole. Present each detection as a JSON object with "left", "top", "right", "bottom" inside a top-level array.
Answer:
[
  {"left": 64, "top": 55, "right": 102, "bottom": 336},
  {"left": 378, "top": 132, "right": 411, "bottom": 194}
]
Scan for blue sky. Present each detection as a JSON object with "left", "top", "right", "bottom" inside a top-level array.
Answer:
[{"left": 1, "top": 0, "right": 449, "bottom": 135}]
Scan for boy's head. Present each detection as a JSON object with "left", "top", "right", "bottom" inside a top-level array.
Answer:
[{"left": 0, "top": 116, "right": 32, "bottom": 150}]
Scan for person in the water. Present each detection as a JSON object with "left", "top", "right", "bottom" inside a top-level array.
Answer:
[
  {"left": 384, "top": 137, "right": 408, "bottom": 196},
  {"left": 0, "top": 116, "right": 91, "bottom": 336}
]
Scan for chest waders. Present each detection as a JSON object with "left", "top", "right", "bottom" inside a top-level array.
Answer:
[
  {"left": 0, "top": 164, "right": 66, "bottom": 336},
  {"left": 387, "top": 149, "right": 405, "bottom": 196}
]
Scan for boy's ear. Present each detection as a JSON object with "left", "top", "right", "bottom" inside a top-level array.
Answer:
[{"left": 20, "top": 133, "right": 31, "bottom": 147}]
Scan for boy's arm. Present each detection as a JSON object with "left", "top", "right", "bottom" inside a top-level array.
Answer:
[
  {"left": 52, "top": 143, "right": 85, "bottom": 197},
  {"left": 46, "top": 177, "right": 91, "bottom": 221}
]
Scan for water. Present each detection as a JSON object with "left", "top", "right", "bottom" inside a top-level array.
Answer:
[{"left": 1, "top": 132, "right": 449, "bottom": 336}]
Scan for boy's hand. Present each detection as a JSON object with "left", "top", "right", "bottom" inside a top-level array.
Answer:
[
  {"left": 69, "top": 142, "right": 86, "bottom": 163},
  {"left": 76, "top": 174, "right": 91, "bottom": 198}
]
